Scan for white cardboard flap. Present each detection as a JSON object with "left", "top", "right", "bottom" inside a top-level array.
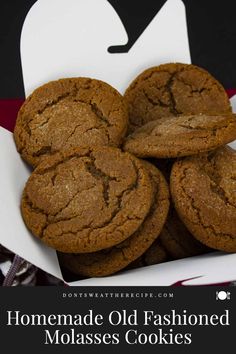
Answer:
[
  {"left": 70, "top": 252, "right": 236, "bottom": 286},
  {"left": 20, "top": 0, "right": 191, "bottom": 96},
  {"left": 0, "top": 128, "right": 62, "bottom": 280}
]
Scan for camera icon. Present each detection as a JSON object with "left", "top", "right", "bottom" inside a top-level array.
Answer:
[{"left": 216, "top": 291, "right": 230, "bottom": 300}]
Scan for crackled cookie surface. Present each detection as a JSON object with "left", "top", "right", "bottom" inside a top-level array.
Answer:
[
  {"left": 125, "top": 63, "right": 231, "bottom": 133},
  {"left": 151, "top": 159, "right": 209, "bottom": 258},
  {"left": 14, "top": 78, "right": 128, "bottom": 167},
  {"left": 123, "top": 114, "right": 236, "bottom": 158},
  {"left": 171, "top": 147, "right": 236, "bottom": 252},
  {"left": 59, "top": 161, "right": 169, "bottom": 277},
  {"left": 21, "top": 146, "right": 153, "bottom": 253}
]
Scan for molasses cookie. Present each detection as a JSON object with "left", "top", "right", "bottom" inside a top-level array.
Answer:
[
  {"left": 14, "top": 78, "right": 128, "bottom": 167},
  {"left": 151, "top": 159, "right": 209, "bottom": 258},
  {"left": 123, "top": 114, "right": 236, "bottom": 158},
  {"left": 160, "top": 206, "right": 210, "bottom": 259},
  {"left": 127, "top": 239, "right": 169, "bottom": 270},
  {"left": 21, "top": 146, "right": 153, "bottom": 253},
  {"left": 58, "top": 161, "right": 169, "bottom": 277},
  {"left": 170, "top": 146, "right": 236, "bottom": 252},
  {"left": 124, "top": 63, "right": 231, "bottom": 133}
]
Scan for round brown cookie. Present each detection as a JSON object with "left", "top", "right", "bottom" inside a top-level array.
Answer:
[
  {"left": 123, "top": 114, "right": 236, "bottom": 158},
  {"left": 21, "top": 146, "right": 153, "bottom": 253},
  {"left": 58, "top": 161, "right": 170, "bottom": 277},
  {"left": 170, "top": 146, "right": 236, "bottom": 252},
  {"left": 160, "top": 206, "right": 211, "bottom": 259},
  {"left": 149, "top": 159, "right": 209, "bottom": 258},
  {"left": 124, "top": 63, "right": 231, "bottom": 133},
  {"left": 14, "top": 78, "right": 128, "bottom": 167},
  {"left": 127, "top": 239, "right": 169, "bottom": 270}
]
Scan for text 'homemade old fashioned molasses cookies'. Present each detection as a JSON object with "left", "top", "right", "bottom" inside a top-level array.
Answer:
[
  {"left": 14, "top": 78, "right": 128, "bottom": 167},
  {"left": 21, "top": 146, "right": 153, "bottom": 253},
  {"left": 58, "top": 161, "right": 169, "bottom": 277},
  {"left": 123, "top": 114, "right": 236, "bottom": 158},
  {"left": 124, "top": 63, "right": 231, "bottom": 133},
  {"left": 170, "top": 146, "right": 236, "bottom": 252}
]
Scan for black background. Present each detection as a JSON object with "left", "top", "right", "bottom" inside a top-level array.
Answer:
[
  {"left": 0, "top": 287, "right": 235, "bottom": 353},
  {"left": 0, "top": 0, "right": 236, "bottom": 99}
]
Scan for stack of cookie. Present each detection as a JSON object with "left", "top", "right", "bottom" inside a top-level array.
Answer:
[
  {"left": 14, "top": 64, "right": 236, "bottom": 279},
  {"left": 124, "top": 63, "right": 236, "bottom": 263}
]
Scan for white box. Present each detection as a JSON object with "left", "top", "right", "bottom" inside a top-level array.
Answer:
[{"left": 0, "top": 0, "right": 235, "bottom": 285}]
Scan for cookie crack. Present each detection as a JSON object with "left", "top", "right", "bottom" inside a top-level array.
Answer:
[
  {"left": 130, "top": 69, "right": 175, "bottom": 91},
  {"left": 63, "top": 122, "right": 85, "bottom": 145},
  {"left": 143, "top": 89, "right": 170, "bottom": 109},
  {"left": 85, "top": 157, "right": 118, "bottom": 207},
  {"left": 40, "top": 185, "right": 97, "bottom": 238},
  {"left": 32, "top": 145, "right": 52, "bottom": 157},
  {"left": 166, "top": 71, "right": 183, "bottom": 115},
  {"left": 24, "top": 194, "right": 49, "bottom": 216},
  {"left": 25, "top": 182, "right": 97, "bottom": 226},
  {"left": 72, "top": 95, "right": 113, "bottom": 126},
  {"left": 90, "top": 102, "right": 112, "bottom": 127},
  {"left": 70, "top": 98, "right": 113, "bottom": 141},
  {"left": 85, "top": 160, "right": 142, "bottom": 241},
  {"left": 150, "top": 66, "right": 212, "bottom": 116},
  {"left": 24, "top": 91, "right": 74, "bottom": 138},
  {"left": 209, "top": 183, "right": 235, "bottom": 208},
  {"left": 38, "top": 92, "right": 75, "bottom": 115},
  {"left": 200, "top": 159, "right": 236, "bottom": 210},
  {"left": 180, "top": 169, "right": 235, "bottom": 239},
  {"left": 142, "top": 68, "right": 186, "bottom": 116},
  {"left": 178, "top": 122, "right": 231, "bottom": 133},
  {"left": 35, "top": 151, "right": 92, "bottom": 175},
  {"left": 84, "top": 124, "right": 110, "bottom": 144},
  {"left": 52, "top": 159, "right": 142, "bottom": 240},
  {"left": 176, "top": 76, "right": 218, "bottom": 96},
  {"left": 21, "top": 82, "right": 116, "bottom": 154}
]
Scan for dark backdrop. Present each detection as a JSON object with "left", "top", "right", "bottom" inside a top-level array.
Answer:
[{"left": 0, "top": 0, "right": 236, "bottom": 99}]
